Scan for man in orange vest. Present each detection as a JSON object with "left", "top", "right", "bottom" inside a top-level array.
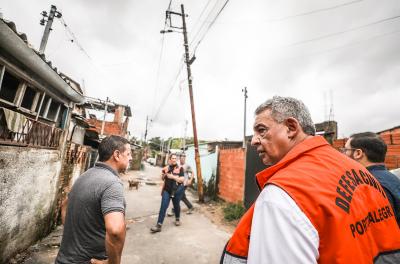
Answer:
[{"left": 221, "top": 96, "right": 400, "bottom": 263}]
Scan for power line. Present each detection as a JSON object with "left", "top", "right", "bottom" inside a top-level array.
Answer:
[
  {"left": 151, "top": 0, "right": 172, "bottom": 119},
  {"left": 285, "top": 14, "right": 400, "bottom": 47},
  {"left": 265, "top": 0, "right": 365, "bottom": 22},
  {"left": 59, "top": 17, "right": 93, "bottom": 61},
  {"left": 192, "top": 0, "right": 231, "bottom": 54},
  {"left": 279, "top": 28, "right": 400, "bottom": 62},
  {"left": 57, "top": 14, "right": 113, "bottom": 88},
  {"left": 188, "top": 0, "right": 215, "bottom": 47},
  {"left": 151, "top": 57, "right": 185, "bottom": 122}
]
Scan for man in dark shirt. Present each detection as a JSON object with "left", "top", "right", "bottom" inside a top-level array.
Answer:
[
  {"left": 56, "top": 135, "right": 132, "bottom": 264},
  {"left": 151, "top": 153, "right": 185, "bottom": 232},
  {"left": 343, "top": 132, "right": 400, "bottom": 227}
]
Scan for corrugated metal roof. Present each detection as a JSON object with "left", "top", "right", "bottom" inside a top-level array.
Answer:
[{"left": 0, "top": 18, "right": 84, "bottom": 102}]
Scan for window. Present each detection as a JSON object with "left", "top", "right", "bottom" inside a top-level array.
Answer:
[
  {"left": 56, "top": 105, "right": 68, "bottom": 128},
  {"left": 20, "top": 86, "right": 37, "bottom": 110},
  {"left": 47, "top": 100, "right": 60, "bottom": 121},
  {"left": 40, "top": 95, "right": 51, "bottom": 117},
  {"left": 0, "top": 70, "right": 20, "bottom": 103},
  {"left": 35, "top": 93, "right": 44, "bottom": 113}
]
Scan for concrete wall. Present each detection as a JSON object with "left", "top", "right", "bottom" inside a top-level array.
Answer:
[
  {"left": 218, "top": 148, "right": 245, "bottom": 203},
  {"left": 0, "top": 146, "right": 62, "bottom": 262}
]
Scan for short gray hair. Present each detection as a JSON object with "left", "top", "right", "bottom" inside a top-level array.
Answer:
[{"left": 255, "top": 96, "right": 316, "bottom": 136}]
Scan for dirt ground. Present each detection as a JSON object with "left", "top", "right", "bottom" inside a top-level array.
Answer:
[{"left": 195, "top": 197, "right": 239, "bottom": 234}]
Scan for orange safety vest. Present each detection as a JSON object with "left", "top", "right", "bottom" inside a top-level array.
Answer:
[{"left": 221, "top": 136, "right": 400, "bottom": 263}]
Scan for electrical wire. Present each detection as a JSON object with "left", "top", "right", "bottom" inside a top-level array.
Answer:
[
  {"left": 151, "top": 57, "right": 185, "bottom": 122},
  {"left": 151, "top": 0, "right": 172, "bottom": 119},
  {"left": 284, "top": 14, "right": 400, "bottom": 47},
  {"left": 59, "top": 17, "right": 93, "bottom": 61},
  {"left": 191, "top": 0, "right": 231, "bottom": 54},
  {"left": 188, "top": 0, "right": 215, "bottom": 46},
  {"left": 278, "top": 28, "right": 400, "bottom": 62},
  {"left": 265, "top": 0, "right": 365, "bottom": 22}
]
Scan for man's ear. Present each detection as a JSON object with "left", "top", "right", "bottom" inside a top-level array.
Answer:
[
  {"left": 284, "top": 117, "right": 301, "bottom": 139},
  {"left": 352, "top": 149, "right": 363, "bottom": 160},
  {"left": 113, "top": 150, "right": 120, "bottom": 161}
]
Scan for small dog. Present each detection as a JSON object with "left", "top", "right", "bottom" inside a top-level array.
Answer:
[{"left": 128, "top": 179, "right": 139, "bottom": 190}]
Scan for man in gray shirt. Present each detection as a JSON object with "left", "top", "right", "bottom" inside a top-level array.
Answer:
[{"left": 55, "top": 135, "right": 132, "bottom": 264}]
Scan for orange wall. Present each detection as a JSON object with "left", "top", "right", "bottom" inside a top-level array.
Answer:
[
  {"left": 87, "top": 119, "right": 126, "bottom": 137},
  {"left": 218, "top": 148, "right": 245, "bottom": 203}
]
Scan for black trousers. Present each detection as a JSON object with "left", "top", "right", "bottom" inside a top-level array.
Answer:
[{"left": 172, "top": 186, "right": 193, "bottom": 210}]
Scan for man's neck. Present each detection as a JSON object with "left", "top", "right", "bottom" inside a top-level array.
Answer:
[
  {"left": 364, "top": 161, "right": 385, "bottom": 168},
  {"left": 103, "top": 160, "right": 120, "bottom": 174}
]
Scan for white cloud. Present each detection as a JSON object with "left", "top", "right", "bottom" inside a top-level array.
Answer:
[{"left": 2, "top": 0, "right": 400, "bottom": 141}]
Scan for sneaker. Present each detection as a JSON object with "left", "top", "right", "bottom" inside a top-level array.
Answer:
[
  {"left": 167, "top": 211, "right": 174, "bottom": 217},
  {"left": 186, "top": 208, "right": 194, "bottom": 215},
  {"left": 175, "top": 219, "right": 181, "bottom": 226},
  {"left": 150, "top": 224, "right": 162, "bottom": 233}
]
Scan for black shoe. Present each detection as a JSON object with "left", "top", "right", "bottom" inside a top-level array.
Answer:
[{"left": 150, "top": 224, "right": 162, "bottom": 233}]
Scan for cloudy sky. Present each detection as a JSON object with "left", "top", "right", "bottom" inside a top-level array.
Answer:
[{"left": 1, "top": 0, "right": 400, "bottom": 141}]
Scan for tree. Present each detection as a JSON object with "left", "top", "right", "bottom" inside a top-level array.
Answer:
[{"left": 148, "top": 137, "right": 162, "bottom": 151}]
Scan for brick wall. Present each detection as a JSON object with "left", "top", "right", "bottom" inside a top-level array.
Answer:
[
  {"left": 218, "top": 148, "right": 245, "bottom": 203},
  {"left": 87, "top": 119, "right": 126, "bottom": 137},
  {"left": 379, "top": 131, "right": 400, "bottom": 169}
]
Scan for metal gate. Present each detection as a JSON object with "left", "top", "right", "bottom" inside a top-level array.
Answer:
[{"left": 244, "top": 140, "right": 268, "bottom": 209}]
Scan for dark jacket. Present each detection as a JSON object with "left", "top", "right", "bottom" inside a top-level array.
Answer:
[{"left": 367, "top": 164, "right": 400, "bottom": 227}]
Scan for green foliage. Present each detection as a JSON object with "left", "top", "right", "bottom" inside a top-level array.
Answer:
[
  {"left": 148, "top": 137, "right": 162, "bottom": 151},
  {"left": 223, "top": 202, "right": 245, "bottom": 221},
  {"left": 170, "top": 138, "right": 183, "bottom": 149},
  {"left": 204, "top": 173, "right": 217, "bottom": 200}
]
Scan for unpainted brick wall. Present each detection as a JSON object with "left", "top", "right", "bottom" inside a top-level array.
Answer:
[
  {"left": 87, "top": 119, "right": 125, "bottom": 137},
  {"left": 218, "top": 148, "right": 245, "bottom": 203}
]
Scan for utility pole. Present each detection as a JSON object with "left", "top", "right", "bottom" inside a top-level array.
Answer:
[
  {"left": 100, "top": 97, "right": 109, "bottom": 137},
  {"left": 144, "top": 116, "right": 149, "bottom": 142},
  {"left": 162, "top": 4, "right": 204, "bottom": 202},
  {"left": 39, "top": 5, "right": 62, "bottom": 54},
  {"left": 182, "top": 119, "right": 188, "bottom": 151},
  {"left": 242, "top": 87, "right": 248, "bottom": 148}
]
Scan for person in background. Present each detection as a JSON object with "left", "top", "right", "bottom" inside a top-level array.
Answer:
[
  {"left": 151, "top": 153, "right": 185, "bottom": 233},
  {"left": 343, "top": 132, "right": 400, "bottom": 227},
  {"left": 168, "top": 153, "right": 194, "bottom": 217},
  {"left": 56, "top": 135, "right": 131, "bottom": 264}
]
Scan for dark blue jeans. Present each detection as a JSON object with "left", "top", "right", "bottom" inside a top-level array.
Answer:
[{"left": 157, "top": 185, "right": 185, "bottom": 225}]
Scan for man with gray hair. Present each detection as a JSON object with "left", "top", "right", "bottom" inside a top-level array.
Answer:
[{"left": 221, "top": 96, "right": 400, "bottom": 263}]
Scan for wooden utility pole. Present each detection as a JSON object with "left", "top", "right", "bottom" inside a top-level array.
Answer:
[
  {"left": 39, "top": 5, "right": 62, "bottom": 54},
  {"left": 242, "top": 87, "right": 248, "bottom": 148},
  {"left": 180, "top": 4, "right": 204, "bottom": 202},
  {"left": 162, "top": 5, "right": 204, "bottom": 201},
  {"left": 144, "top": 116, "right": 149, "bottom": 142}
]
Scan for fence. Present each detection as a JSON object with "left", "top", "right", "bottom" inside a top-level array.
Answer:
[{"left": 0, "top": 108, "right": 62, "bottom": 149}]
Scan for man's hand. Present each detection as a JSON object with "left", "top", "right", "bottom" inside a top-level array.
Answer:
[{"left": 90, "top": 259, "right": 108, "bottom": 264}]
